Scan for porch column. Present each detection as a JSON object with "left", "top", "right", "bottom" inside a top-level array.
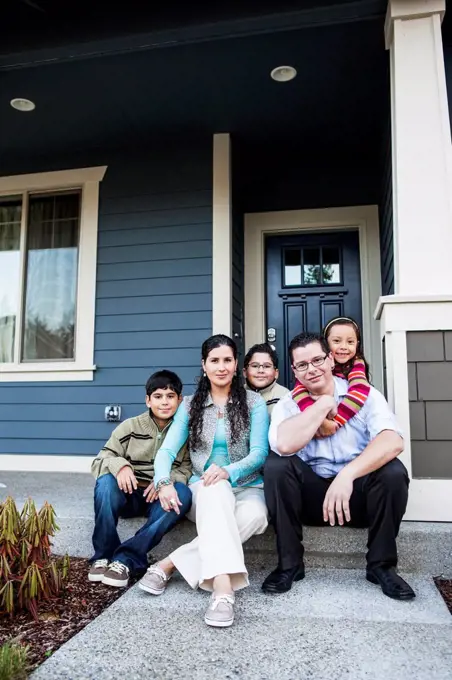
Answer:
[
  {"left": 385, "top": 0, "right": 452, "bottom": 295},
  {"left": 376, "top": 1, "right": 452, "bottom": 521},
  {"left": 212, "top": 133, "right": 232, "bottom": 336}
]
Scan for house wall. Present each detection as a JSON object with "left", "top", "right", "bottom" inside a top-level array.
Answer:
[
  {"left": 444, "top": 40, "right": 452, "bottom": 130},
  {"left": 237, "top": 143, "right": 381, "bottom": 214},
  {"left": 231, "top": 208, "right": 245, "bottom": 361},
  {"left": 235, "top": 139, "right": 382, "bottom": 359},
  {"left": 379, "top": 126, "right": 394, "bottom": 296},
  {"left": 408, "top": 331, "right": 452, "bottom": 479},
  {"left": 0, "top": 141, "right": 213, "bottom": 458},
  {"left": 231, "top": 144, "right": 245, "bottom": 361}
]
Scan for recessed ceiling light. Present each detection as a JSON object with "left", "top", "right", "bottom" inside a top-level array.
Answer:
[
  {"left": 270, "top": 65, "right": 297, "bottom": 83},
  {"left": 10, "top": 98, "right": 36, "bottom": 112}
]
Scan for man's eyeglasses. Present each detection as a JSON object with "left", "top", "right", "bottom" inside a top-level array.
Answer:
[
  {"left": 293, "top": 355, "right": 328, "bottom": 373},
  {"left": 248, "top": 363, "right": 275, "bottom": 371}
]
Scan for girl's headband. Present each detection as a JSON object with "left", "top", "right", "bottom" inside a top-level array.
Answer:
[{"left": 323, "top": 317, "right": 359, "bottom": 336}]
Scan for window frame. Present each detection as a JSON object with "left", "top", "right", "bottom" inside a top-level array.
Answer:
[{"left": 0, "top": 166, "right": 107, "bottom": 382}]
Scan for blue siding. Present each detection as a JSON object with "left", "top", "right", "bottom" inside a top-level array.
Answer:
[
  {"left": 379, "top": 125, "right": 394, "bottom": 296},
  {"left": 231, "top": 144, "right": 245, "bottom": 361},
  {"left": 0, "top": 142, "right": 213, "bottom": 457}
]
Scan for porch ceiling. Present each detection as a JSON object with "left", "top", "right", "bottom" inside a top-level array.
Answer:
[{"left": 1, "top": 8, "right": 389, "bottom": 164}]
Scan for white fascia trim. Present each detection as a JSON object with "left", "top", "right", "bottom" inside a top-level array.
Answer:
[
  {"left": 0, "top": 166, "right": 107, "bottom": 383},
  {"left": 0, "top": 455, "right": 94, "bottom": 473},
  {"left": 0, "top": 166, "right": 107, "bottom": 193},
  {"left": 212, "top": 134, "right": 232, "bottom": 337}
]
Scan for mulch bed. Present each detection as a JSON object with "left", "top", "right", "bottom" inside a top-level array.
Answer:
[
  {"left": 0, "top": 557, "right": 136, "bottom": 672},
  {"left": 434, "top": 578, "right": 452, "bottom": 615}
]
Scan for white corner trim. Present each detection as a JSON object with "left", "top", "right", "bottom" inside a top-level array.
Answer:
[
  {"left": 212, "top": 134, "right": 232, "bottom": 337},
  {"left": 0, "top": 166, "right": 106, "bottom": 383},
  {"left": 0, "top": 455, "right": 94, "bottom": 473},
  {"left": 244, "top": 205, "right": 383, "bottom": 391},
  {"left": 0, "top": 166, "right": 107, "bottom": 194}
]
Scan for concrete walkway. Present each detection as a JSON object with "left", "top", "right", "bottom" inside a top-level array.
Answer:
[
  {"left": 31, "top": 568, "right": 452, "bottom": 680},
  {"left": 1, "top": 471, "right": 451, "bottom": 679}
]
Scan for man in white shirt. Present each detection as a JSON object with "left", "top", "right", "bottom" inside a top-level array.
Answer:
[{"left": 262, "top": 332, "right": 414, "bottom": 601}]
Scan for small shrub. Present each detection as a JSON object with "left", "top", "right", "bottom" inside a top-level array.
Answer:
[
  {"left": 0, "top": 497, "right": 70, "bottom": 620},
  {"left": 0, "top": 642, "right": 29, "bottom": 680}
]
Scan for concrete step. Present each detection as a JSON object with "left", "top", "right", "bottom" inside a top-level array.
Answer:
[
  {"left": 2, "top": 471, "right": 452, "bottom": 576},
  {"left": 51, "top": 517, "right": 452, "bottom": 576},
  {"left": 31, "top": 566, "right": 452, "bottom": 680}
]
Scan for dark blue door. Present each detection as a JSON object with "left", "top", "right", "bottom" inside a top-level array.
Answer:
[{"left": 265, "top": 231, "right": 362, "bottom": 387}]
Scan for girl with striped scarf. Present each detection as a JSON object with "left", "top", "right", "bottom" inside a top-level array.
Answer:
[{"left": 292, "top": 317, "right": 370, "bottom": 437}]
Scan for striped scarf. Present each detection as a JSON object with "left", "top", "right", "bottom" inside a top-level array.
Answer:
[{"left": 292, "top": 358, "right": 370, "bottom": 426}]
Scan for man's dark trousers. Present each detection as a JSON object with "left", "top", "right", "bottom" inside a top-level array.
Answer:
[{"left": 264, "top": 452, "right": 409, "bottom": 570}]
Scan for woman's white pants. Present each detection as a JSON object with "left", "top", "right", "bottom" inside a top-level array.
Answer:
[{"left": 170, "top": 480, "right": 268, "bottom": 592}]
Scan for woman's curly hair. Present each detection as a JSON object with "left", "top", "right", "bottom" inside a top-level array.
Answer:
[{"left": 189, "top": 334, "right": 250, "bottom": 451}]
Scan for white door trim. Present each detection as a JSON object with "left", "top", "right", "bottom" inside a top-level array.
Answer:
[{"left": 244, "top": 205, "right": 383, "bottom": 390}]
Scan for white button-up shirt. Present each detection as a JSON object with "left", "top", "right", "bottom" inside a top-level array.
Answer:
[{"left": 269, "top": 377, "right": 403, "bottom": 478}]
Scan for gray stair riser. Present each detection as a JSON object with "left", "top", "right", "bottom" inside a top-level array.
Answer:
[{"left": 51, "top": 518, "right": 452, "bottom": 576}]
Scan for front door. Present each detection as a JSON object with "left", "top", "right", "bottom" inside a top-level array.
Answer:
[{"left": 266, "top": 231, "right": 362, "bottom": 387}]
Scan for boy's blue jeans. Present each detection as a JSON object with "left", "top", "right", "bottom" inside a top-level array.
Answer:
[{"left": 91, "top": 473, "right": 192, "bottom": 574}]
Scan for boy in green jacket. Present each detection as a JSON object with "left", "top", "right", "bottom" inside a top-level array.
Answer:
[{"left": 89, "top": 370, "right": 192, "bottom": 588}]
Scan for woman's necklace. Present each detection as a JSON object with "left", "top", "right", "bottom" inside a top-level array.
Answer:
[{"left": 212, "top": 396, "right": 228, "bottom": 418}]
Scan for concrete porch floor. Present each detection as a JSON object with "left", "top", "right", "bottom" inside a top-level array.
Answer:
[{"left": 1, "top": 471, "right": 452, "bottom": 680}]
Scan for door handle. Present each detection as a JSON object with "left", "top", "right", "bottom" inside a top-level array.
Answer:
[{"left": 267, "top": 327, "right": 276, "bottom": 342}]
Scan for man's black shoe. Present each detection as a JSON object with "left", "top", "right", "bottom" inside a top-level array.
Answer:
[
  {"left": 262, "top": 565, "right": 305, "bottom": 594},
  {"left": 366, "top": 566, "right": 416, "bottom": 600}
]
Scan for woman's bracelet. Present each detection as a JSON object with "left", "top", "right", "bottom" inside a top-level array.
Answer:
[{"left": 156, "top": 478, "right": 173, "bottom": 492}]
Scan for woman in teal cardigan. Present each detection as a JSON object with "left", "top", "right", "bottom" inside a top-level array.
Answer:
[{"left": 138, "top": 334, "right": 269, "bottom": 628}]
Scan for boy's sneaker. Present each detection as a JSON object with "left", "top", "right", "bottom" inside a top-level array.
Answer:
[
  {"left": 102, "top": 561, "right": 130, "bottom": 588},
  {"left": 204, "top": 594, "right": 235, "bottom": 628},
  {"left": 88, "top": 559, "right": 109, "bottom": 582},
  {"left": 138, "top": 564, "right": 171, "bottom": 595}
]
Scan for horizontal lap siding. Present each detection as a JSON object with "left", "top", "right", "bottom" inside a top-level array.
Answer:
[
  {"left": 0, "top": 142, "right": 213, "bottom": 457},
  {"left": 232, "top": 145, "right": 245, "bottom": 361},
  {"left": 379, "top": 125, "right": 394, "bottom": 296}
]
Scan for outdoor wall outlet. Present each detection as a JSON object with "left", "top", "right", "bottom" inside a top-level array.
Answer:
[{"left": 105, "top": 405, "right": 121, "bottom": 422}]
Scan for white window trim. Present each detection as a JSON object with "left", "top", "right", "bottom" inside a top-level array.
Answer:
[{"left": 0, "top": 166, "right": 107, "bottom": 382}]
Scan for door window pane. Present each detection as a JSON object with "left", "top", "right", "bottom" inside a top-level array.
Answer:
[
  {"left": 22, "top": 193, "right": 80, "bottom": 361},
  {"left": 284, "top": 249, "right": 302, "bottom": 286},
  {"left": 322, "top": 247, "right": 341, "bottom": 284},
  {"left": 303, "top": 248, "right": 321, "bottom": 285},
  {"left": 0, "top": 199, "right": 22, "bottom": 363}
]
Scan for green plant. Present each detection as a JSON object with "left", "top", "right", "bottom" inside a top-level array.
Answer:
[
  {"left": 0, "top": 642, "right": 29, "bottom": 680},
  {"left": 0, "top": 497, "right": 70, "bottom": 620}
]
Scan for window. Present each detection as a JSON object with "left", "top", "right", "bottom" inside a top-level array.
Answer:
[
  {"left": 0, "top": 166, "right": 106, "bottom": 382},
  {"left": 283, "top": 245, "right": 342, "bottom": 287}
]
